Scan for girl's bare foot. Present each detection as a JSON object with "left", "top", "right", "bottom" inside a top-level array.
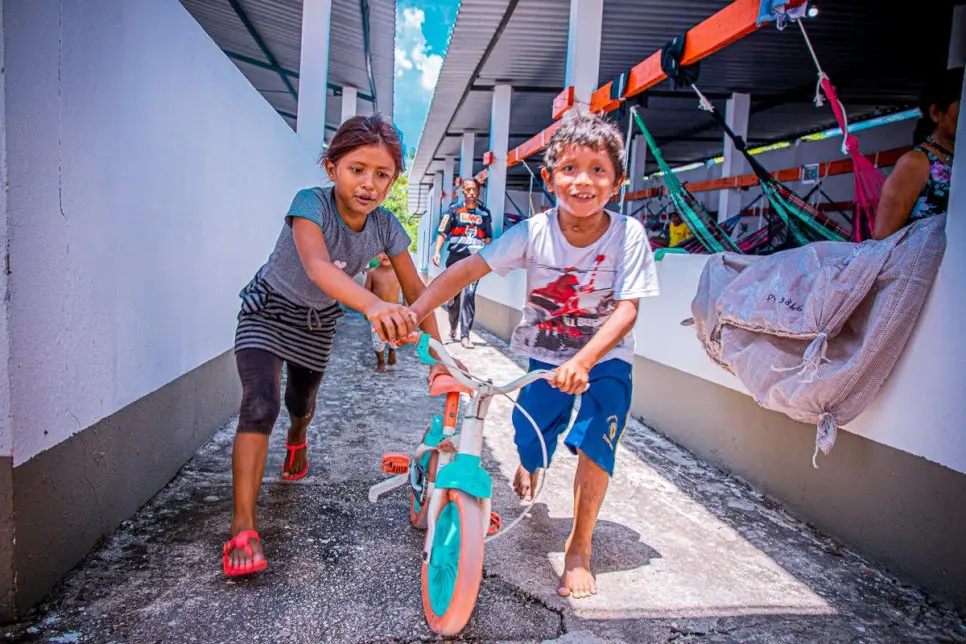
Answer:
[
  {"left": 558, "top": 537, "right": 596, "bottom": 598},
  {"left": 512, "top": 464, "right": 541, "bottom": 501},
  {"left": 375, "top": 351, "right": 386, "bottom": 373},
  {"left": 282, "top": 418, "right": 310, "bottom": 478}
]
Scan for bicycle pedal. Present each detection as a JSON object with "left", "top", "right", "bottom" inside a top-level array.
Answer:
[
  {"left": 487, "top": 512, "right": 502, "bottom": 536},
  {"left": 381, "top": 453, "right": 410, "bottom": 475}
]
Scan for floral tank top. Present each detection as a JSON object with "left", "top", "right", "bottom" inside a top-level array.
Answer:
[{"left": 910, "top": 137, "right": 953, "bottom": 222}]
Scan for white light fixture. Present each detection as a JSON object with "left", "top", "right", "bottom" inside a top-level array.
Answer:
[{"left": 808, "top": 5, "right": 819, "bottom": 18}]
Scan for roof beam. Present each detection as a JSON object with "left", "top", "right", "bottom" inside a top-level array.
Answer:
[
  {"left": 443, "top": 131, "right": 548, "bottom": 139},
  {"left": 496, "top": 0, "right": 807, "bottom": 170},
  {"left": 222, "top": 50, "right": 376, "bottom": 103},
  {"left": 277, "top": 110, "right": 338, "bottom": 131},
  {"left": 425, "top": 0, "right": 523, "bottom": 179},
  {"left": 358, "top": 0, "right": 379, "bottom": 111},
  {"left": 654, "top": 59, "right": 892, "bottom": 146},
  {"left": 226, "top": 0, "right": 298, "bottom": 104}
]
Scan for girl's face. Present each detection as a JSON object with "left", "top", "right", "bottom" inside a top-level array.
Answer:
[
  {"left": 932, "top": 100, "right": 960, "bottom": 140},
  {"left": 324, "top": 143, "right": 397, "bottom": 217},
  {"left": 540, "top": 144, "right": 622, "bottom": 219}
]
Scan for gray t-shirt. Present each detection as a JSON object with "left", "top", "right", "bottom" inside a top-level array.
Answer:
[{"left": 258, "top": 186, "right": 411, "bottom": 309}]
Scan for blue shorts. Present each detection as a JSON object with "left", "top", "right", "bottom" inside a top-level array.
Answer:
[{"left": 512, "top": 358, "right": 632, "bottom": 476}]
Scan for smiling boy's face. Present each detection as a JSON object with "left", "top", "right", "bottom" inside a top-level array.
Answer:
[{"left": 541, "top": 143, "right": 621, "bottom": 219}]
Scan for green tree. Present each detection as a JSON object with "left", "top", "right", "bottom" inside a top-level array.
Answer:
[{"left": 383, "top": 173, "right": 419, "bottom": 252}]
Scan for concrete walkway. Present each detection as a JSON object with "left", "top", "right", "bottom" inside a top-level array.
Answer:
[{"left": 3, "top": 311, "right": 965, "bottom": 643}]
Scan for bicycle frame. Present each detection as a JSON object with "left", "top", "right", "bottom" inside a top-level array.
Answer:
[{"left": 368, "top": 332, "right": 553, "bottom": 566}]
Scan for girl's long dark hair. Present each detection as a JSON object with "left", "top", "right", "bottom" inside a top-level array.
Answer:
[{"left": 913, "top": 66, "right": 963, "bottom": 144}]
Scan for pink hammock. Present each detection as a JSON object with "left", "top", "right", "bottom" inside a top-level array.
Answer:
[{"left": 799, "top": 22, "right": 887, "bottom": 242}]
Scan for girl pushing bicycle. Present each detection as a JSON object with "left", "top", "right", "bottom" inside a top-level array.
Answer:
[{"left": 223, "top": 115, "right": 445, "bottom": 577}]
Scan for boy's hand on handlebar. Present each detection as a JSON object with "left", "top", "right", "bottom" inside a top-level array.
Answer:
[
  {"left": 365, "top": 300, "right": 418, "bottom": 343},
  {"left": 551, "top": 358, "right": 590, "bottom": 395}
]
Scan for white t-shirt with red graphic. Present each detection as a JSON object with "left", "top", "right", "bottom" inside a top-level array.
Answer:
[{"left": 478, "top": 208, "right": 659, "bottom": 366}]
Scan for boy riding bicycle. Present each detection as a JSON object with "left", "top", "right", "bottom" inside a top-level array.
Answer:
[{"left": 410, "top": 112, "right": 659, "bottom": 598}]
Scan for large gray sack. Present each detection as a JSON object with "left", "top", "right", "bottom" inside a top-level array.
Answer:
[{"left": 690, "top": 215, "right": 946, "bottom": 466}]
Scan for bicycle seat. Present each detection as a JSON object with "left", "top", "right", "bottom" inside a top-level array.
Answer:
[{"left": 429, "top": 374, "right": 474, "bottom": 397}]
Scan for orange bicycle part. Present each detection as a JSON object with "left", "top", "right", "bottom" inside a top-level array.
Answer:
[{"left": 381, "top": 453, "right": 410, "bottom": 475}]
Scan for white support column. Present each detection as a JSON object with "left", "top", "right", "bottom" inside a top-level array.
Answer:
[
  {"left": 486, "top": 85, "right": 512, "bottom": 236},
  {"left": 460, "top": 132, "right": 476, "bottom": 179},
  {"left": 717, "top": 92, "right": 751, "bottom": 223},
  {"left": 625, "top": 134, "right": 649, "bottom": 215},
  {"left": 296, "top": 0, "right": 333, "bottom": 149},
  {"left": 565, "top": 0, "right": 604, "bottom": 110},
  {"left": 431, "top": 171, "right": 443, "bottom": 229},
  {"left": 428, "top": 173, "right": 444, "bottom": 272},
  {"left": 949, "top": 5, "right": 966, "bottom": 68},
  {"left": 442, "top": 156, "right": 456, "bottom": 212},
  {"left": 340, "top": 86, "right": 358, "bottom": 124}
]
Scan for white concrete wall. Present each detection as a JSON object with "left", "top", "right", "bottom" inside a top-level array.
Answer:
[
  {"left": 0, "top": 0, "right": 11, "bottom": 459},
  {"left": 3, "top": 0, "right": 320, "bottom": 465}
]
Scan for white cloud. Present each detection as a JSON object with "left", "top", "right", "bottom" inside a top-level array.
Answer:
[
  {"left": 396, "top": 7, "right": 443, "bottom": 93},
  {"left": 394, "top": 47, "right": 413, "bottom": 77}
]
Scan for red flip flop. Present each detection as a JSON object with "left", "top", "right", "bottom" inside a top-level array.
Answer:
[
  {"left": 282, "top": 440, "right": 308, "bottom": 481},
  {"left": 222, "top": 530, "right": 268, "bottom": 577}
]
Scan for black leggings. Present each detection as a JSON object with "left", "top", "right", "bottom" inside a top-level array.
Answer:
[{"left": 235, "top": 349, "right": 325, "bottom": 435}]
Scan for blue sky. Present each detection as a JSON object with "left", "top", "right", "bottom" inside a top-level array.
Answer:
[{"left": 393, "top": 0, "right": 460, "bottom": 161}]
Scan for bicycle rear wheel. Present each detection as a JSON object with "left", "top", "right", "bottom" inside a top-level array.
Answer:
[{"left": 420, "top": 489, "right": 485, "bottom": 636}]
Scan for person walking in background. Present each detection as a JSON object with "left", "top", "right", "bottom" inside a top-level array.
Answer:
[{"left": 432, "top": 178, "right": 493, "bottom": 348}]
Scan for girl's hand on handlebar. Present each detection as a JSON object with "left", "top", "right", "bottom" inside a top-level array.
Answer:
[
  {"left": 366, "top": 300, "right": 418, "bottom": 343},
  {"left": 550, "top": 359, "right": 590, "bottom": 395}
]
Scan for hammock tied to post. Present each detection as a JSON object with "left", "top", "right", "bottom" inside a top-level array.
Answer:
[
  {"left": 629, "top": 107, "right": 742, "bottom": 254},
  {"left": 660, "top": 31, "right": 849, "bottom": 245},
  {"left": 794, "top": 18, "right": 887, "bottom": 242}
]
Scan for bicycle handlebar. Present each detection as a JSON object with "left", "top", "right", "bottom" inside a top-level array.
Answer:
[{"left": 411, "top": 332, "right": 554, "bottom": 396}]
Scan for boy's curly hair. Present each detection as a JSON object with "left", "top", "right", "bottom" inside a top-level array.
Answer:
[{"left": 542, "top": 111, "right": 626, "bottom": 179}]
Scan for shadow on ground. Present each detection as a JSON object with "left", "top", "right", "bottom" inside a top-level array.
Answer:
[{"left": 2, "top": 311, "right": 964, "bottom": 643}]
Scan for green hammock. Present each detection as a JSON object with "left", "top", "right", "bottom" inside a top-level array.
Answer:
[{"left": 630, "top": 109, "right": 742, "bottom": 254}]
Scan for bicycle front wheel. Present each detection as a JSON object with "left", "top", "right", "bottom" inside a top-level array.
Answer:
[{"left": 420, "top": 489, "right": 485, "bottom": 636}]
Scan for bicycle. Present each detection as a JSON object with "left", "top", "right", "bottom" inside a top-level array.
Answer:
[{"left": 367, "top": 332, "right": 578, "bottom": 636}]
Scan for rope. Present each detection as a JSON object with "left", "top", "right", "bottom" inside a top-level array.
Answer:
[{"left": 619, "top": 113, "right": 635, "bottom": 213}]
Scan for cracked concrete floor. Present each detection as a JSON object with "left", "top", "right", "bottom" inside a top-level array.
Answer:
[{"left": 3, "top": 310, "right": 965, "bottom": 643}]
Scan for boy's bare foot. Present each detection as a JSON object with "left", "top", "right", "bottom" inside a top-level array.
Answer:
[
  {"left": 227, "top": 519, "right": 266, "bottom": 572},
  {"left": 375, "top": 351, "right": 386, "bottom": 373},
  {"left": 512, "top": 464, "right": 541, "bottom": 500},
  {"left": 388, "top": 348, "right": 397, "bottom": 366},
  {"left": 283, "top": 420, "right": 309, "bottom": 478},
  {"left": 558, "top": 538, "right": 596, "bottom": 598},
  {"left": 461, "top": 337, "right": 474, "bottom": 349}
]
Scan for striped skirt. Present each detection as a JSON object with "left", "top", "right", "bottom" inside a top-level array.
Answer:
[{"left": 234, "top": 274, "right": 343, "bottom": 373}]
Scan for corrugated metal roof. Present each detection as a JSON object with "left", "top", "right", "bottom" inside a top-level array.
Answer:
[
  {"left": 406, "top": 0, "right": 518, "bottom": 215},
  {"left": 411, "top": 0, "right": 959, "bottom": 209},
  {"left": 180, "top": 0, "right": 394, "bottom": 135}
]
